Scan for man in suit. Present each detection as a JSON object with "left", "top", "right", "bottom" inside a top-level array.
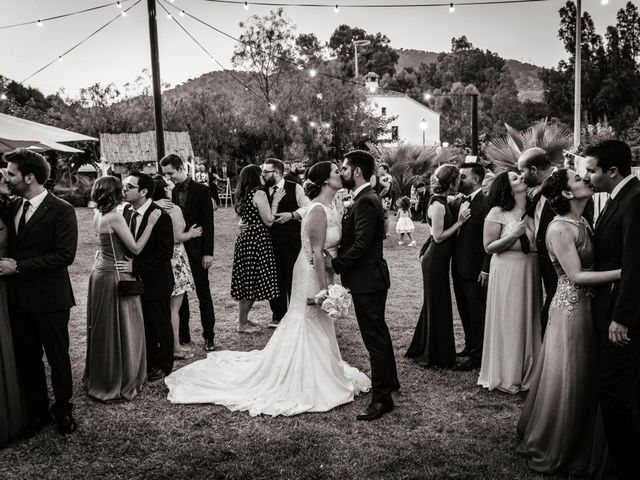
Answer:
[
  {"left": 451, "top": 163, "right": 491, "bottom": 371},
  {"left": 261, "top": 158, "right": 309, "bottom": 328},
  {"left": 330, "top": 150, "right": 399, "bottom": 421},
  {"left": 584, "top": 139, "right": 640, "bottom": 480},
  {"left": 122, "top": 172, "right": 175, "bottom": 381},
  {"left": 160, "top": 154, "right": 216, "bottom": 351},
  {"left": 0, "top": 149, "right": 78, "bottom": 435}
]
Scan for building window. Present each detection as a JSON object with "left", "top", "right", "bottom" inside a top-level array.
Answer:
[
  {"left": 381, "top": 107, "right": 387, "bottom": 116},
  {"left": 391, "top": 126, "right": 399, "bottom": 140}
]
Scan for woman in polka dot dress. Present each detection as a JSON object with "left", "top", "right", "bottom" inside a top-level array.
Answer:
[{"left": 231, "top": 165, "right": 284, "bottom": 333}]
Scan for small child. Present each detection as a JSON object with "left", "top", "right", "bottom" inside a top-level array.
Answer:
[{"left": 395, "top": 196, "right": 416, "bottom": 246}]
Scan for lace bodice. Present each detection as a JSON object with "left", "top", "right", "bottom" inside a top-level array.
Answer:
[{"left": 301, "top": 202, "right": 341, "bottom": 264}]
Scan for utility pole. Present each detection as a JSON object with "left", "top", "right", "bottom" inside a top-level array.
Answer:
[
  {"left": 353, "top": 39, "right": 370, "bottom": 78},
  {"left": 470, "top": 93, "right": 479, "bottom": 156},
  {"left": 147, "top": 0, "right": 165, "bottom": 170},
  {"left": 574, "top": 0, "right": 582, "bottom": 148}
]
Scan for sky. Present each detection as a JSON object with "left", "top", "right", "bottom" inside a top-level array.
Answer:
[{"left": 1, "top": 0, "right": 623, "bottom": 97}]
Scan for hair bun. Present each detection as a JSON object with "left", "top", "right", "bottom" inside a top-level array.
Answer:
[{"left": 304, "top": 180, "right": 321, "bottom": 199}]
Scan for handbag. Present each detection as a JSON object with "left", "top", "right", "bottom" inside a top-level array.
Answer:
[{"left": 106, "top": 216, "right": 144, "bottom": 296}]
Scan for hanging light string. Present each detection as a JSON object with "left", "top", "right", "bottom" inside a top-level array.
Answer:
[
  {"left": 0, "top": 0, "right": 135, "bottom": 30},
  {"left": 20, "top": 0, "right": 142, "bottom": 84},
  {"left": 196, "top": 0, "right": 552, "bottom": 9},
  {"left": 155, "top": 0, "right": 265, "bottom": 103}
]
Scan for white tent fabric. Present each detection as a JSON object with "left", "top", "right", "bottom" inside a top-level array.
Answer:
[{"left": 0, "top": 113, "right": 97, "bottom": 153}]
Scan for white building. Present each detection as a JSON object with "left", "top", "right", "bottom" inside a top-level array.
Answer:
[{"left": 364, "top": 72, "right": 440, "bottom": 147}]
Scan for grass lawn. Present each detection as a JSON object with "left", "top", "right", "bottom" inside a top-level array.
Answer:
[{"left": 0, "top": 207, "right": 556, "bottom": 480}]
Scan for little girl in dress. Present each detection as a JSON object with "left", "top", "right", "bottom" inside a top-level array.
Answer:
[{"left": 395, "top": 196, "right": 416, "bottom": 246}]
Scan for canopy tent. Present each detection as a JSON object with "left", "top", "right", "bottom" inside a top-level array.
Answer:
[{"left": 0, "top": 113, "right": 97, "bottom": 153}]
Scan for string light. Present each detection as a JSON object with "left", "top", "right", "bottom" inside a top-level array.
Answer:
[
  {"left": 308, "top": 68, "right": 317, "bottom": 78},
  {"left": 180, "top": 9, "right": 185, "bottom": 16},
  {"left": 449, "top": 3, "right": 455, "bottom": 12},
  {"left": 58, "top": 56, "right": 64, "bottom": 62},
  {"left": 167, "top": 12, "right": 172, "bottom": 18},
  {"left": 423, "top": 93, "right": 432, "bottom": 101},
  {"left": 309, "top": 121, "right": 317, "bottom": 127},
  {"left": 117, "top": 1, "right": 123, "bottom": 8},
  {"left": 296, "top": 64, "right": 304, "bottom": 70},
  {"left": 0, "top": 93, "right": 7, "bottom": 101},
  {"left": 600, "top": 0, "right": 608, "bottom": 4},
  {"left": 37, "top": 20, "right": 43, "bottom": 27},
  {"left": 334, "top": 4, "right": 339, "bottom": 13},
  {"left": 122, "top": 10, "right": 127, "bottom": 16},
  {"left": 322, "top": 122, "right": 331, "bottom": 128},
  {"left": 290, "top": 114, "right": 298, "bottom": 122},
  {"left": 244, "top": 1, "right": 249, "bottom": 9},
  {"left": 269, "top": 103, "right": 277, "bottom": 111},
  {"left": 316, "top": 93, "right": 323, "bottom": 100},
  {"left": 210, "top": 55, "right": 216, "bottom": 62}
]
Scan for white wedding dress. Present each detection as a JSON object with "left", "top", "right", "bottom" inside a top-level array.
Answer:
[{"left": 165, "top": 202, "right": 371, "bottom": 416}]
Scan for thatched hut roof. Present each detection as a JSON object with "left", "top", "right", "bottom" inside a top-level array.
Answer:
[{"left": 99, "top": 131, "right": 194, "bottom": 164}]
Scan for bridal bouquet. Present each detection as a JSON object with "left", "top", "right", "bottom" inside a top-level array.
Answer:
[{"left": 308, "top": 284, "right": 352, "bottom": 320}]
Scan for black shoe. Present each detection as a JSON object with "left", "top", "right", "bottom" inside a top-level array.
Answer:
[
  {"left": 55, "top": 413, "right": 77, "bottom": 435},
  {"left": 204, "top": 338, "right": 215, "bottom": 352},
  {"left": 357, "top": 402, "right": 394, "bottom": 421},
  {"left": 20, "top": 413, "right": 53, "bottom": 439},
  {"left": 179, "top": 339, "right": 191, "bottom": 346},
  {"left": 453, "top": 358, "right": 481, "bottom": 371},
  {"left": 267, "top": 321, "right": 280, "bottom": 329},
  {"left": 148, "top": 368, "right": 166, "bottom": 382},
  {"left": 456, "top": 347, "right": 470, "bottom": 357},
  {"left": 391, "top": 382, "right": 401, "bottom": 392}
]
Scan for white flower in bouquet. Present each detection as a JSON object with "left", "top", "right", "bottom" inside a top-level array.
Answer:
[{"left": 321, "top": 284, "right": 351, "bottom": 320}]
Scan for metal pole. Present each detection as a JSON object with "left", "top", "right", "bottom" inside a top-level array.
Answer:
[
  {"left": 147, "top": 0, "right": 165, "bottom": 170},
  {"left": 471, "top": 93, "right": 478, "bottom": 156},
  {"left": 422, "top": 130, "right": 425, "bottom": 146},
  {"left": 573, "top": 0, "right": 582, "bottom": 148}
]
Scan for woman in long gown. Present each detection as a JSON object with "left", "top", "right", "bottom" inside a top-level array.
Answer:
[
  {"left": 406, "top": 164, "right": 470, "bottom": 368},
  {"left": 0, "top": 169, "right": 27, "bottom": 445},
  {"left": 478, "top": 171, "right": 542, "bottom": 393},
  {"left": 84, "top": 176, "right": 160, "bottom": 402},
  {"left": 517, "top": 169, "right": 616, "bottom": 478},
  {"left": 165, "top": 162, "right": 371, "bottom": 416},
  {"left": 151, "top": 175, "right": 200, "bottom": 359}
]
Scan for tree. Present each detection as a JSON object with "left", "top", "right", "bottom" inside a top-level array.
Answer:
[
  {"left": 232, "top": 8, "right": 298, "bottom": 104},
  {"left": 328, "top": 25, "right": 399, "bottom": 77}
]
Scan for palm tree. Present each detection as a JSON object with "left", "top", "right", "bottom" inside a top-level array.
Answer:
[{"left": 484, "top": 119, "right": 573, "bottom": 172}]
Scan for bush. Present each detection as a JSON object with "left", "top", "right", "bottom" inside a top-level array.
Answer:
[{"left": 53, "top": 175, "right": 93, "bottom": 207}]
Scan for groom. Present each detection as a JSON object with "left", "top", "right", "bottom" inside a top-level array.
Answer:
[{"left": 329, "top": 150, "right": 399, "bottom": 421}]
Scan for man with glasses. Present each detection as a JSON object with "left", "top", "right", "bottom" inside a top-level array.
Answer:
[
  {"left": 261, "top": 158, "right": 309, "bottom": 328},
  {"left": 122, "top": 172, "right": 175, "bottom": 381}
]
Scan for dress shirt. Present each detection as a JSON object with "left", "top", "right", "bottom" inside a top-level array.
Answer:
[
  {"left": 130, "top": 198, "right": 152, "bottom": 237},
  {"left": 351, "top": 182, "right": 371, "bottom": 200},
  {"left": 270, "top": 178, "right": 310, "bottom": 218},
  {"left": 459, "top": 187, "right": 482, "bottom": 215},
  {"left": 610, "top": 174, "right": 636, "bottom": 199},
  {"left": 15, "top": 189, "right": 48, "bottom": 232}
]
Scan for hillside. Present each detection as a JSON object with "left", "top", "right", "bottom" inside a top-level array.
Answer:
[{"left": 395, "top": 48, "right": 544, "bottom": 102}]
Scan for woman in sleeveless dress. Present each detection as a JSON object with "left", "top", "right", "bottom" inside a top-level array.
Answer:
[
  {"left": 406, "top": 164, "right": 470, "bottom": 368},
  {"left": 165, "top": 161, "right": 371, "bottom": 416},
  {"left": 84, "top": 176, "right": 161, "bottom": 402},
  {"left": 230, "top": 165, "right": 283, "bottom": 333},
  {"left": 152, "top": 175, "right": 200, "bottom": 359},
  {"left": 517, "top": 169, "right": 616, "bottom": 478},
  {"left": 0, "top": 169, "right": 27, "bottom": 445},
  {"left": 478, "top": 171, "right": 542, "bottom": 393}
]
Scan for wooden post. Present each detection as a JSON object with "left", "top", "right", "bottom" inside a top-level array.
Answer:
[
  {"left": 147, "top": 0, "right": 165, "bottom": 170},
  {"left": 574, "top": 0, "right": 582, "bottom": 148},
  {"left": 470, "top": 93, "right": 479, "bottom": 156}
]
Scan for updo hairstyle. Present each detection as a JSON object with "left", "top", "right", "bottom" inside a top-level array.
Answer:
[
  {"left": 91, "top": 176, "right": 124, "bottom": 214},
  {"left": 304, "top": 161, "right": 334, "bottom": 199},
  {"left": 431, "top": 164, "right": 459, "bottom": 195},
  {"left": 540, "top": 168, "right": 571, "bottom": 215}
]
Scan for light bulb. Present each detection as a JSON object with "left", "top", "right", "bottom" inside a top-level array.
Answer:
[
  {"left": 0, "top": 93, "right": 8, "bottom": 101},
  {"left": 600, "top": 0, "right": 609, "bottom": 4},
  {"left": 37, "top": 20, "right": 43, "bottom": 27},
  {"left": 322, "top": 122, "right": 331, "bottom": 128},
  {"left": 316, "top": 93, "right": 323, "bottom": 100},
  {"left": 121, "top": 10, "right": 127, "bottom": 16},
  {"left": 58, "top": 56, "right": 64, "bottom": 62},
  {"left": 309, "top": 121, "right": 316, "bottom": 127},
  {"left": 210, "top": 56, "right": 216, "bottom": 63},
  {"left": 180, "top": 10, "right": 185, "bottom": 16},
  {"left": 166, "top": 12, "right": 172, "bottom": 19},
  {"left": 334, "top": 4, "right": 339, "bottom": 13},
  {"left": 244, "top": 1, "right": 249, "bottom": 9},
  {"left": 423, "top": 93, "right": 432, "bottom": 101},
  {"left": 309, "top": 68, "right": 317, "bottom": 78},
  {"left": 297, "top": 64, "right": 304, "bottom": 70},
  {"left": 269, "top": 103, "right": 277, "bottom": 111},
  {"left": 117, "top": 1, "right": 122, "bottom": 8},
  {"left": 290, "top": 115, "right": 298, "bottom": 122},
  {"left": 449, "top": 3, "right": 455, "bottom": 12}
]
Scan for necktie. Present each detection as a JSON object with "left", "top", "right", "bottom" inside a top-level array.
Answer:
[
  {"left": 18, "top": 200, "right": 30, "bottom": 234},
  {"left": 130, "top": 211, "right": 139, "bottom": 238},
  {"left": 596, "top": 196, "right": 611, "bottom": 227},
  {"left": 461, "top": 195, "right": 472, "bottom": 203}
]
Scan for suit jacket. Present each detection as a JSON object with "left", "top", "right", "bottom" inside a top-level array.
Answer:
[
  {"left": 451, "top": 192, "right": 491, "bottom": 279},
  {"left": 7, "top": 192, "right": 77, "bottom": 313},
  {"left": 124, "top": 203, "right": 174, "bottom": 301},
  {"left": 332, "top": 185, "right": 390, "bottom": 295},
  {"left": 593, "top": 177, "right": 640, "bottom": 332},
  {"left": 172, "top": 179, "right": 214, "bottom": 258}
]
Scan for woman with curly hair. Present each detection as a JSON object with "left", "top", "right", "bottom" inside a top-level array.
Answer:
[
  {"left": 406, "top": 164, "right": 470, "bottom": 368},
  {"left": 517, "top": 169, "right": 616, "bottom": 478},
  {"left": 478, "top": 170, "right": 541, "bottom": 393},
  {"left": 84, "top": 175, "right": 160, "bottom": 402}
]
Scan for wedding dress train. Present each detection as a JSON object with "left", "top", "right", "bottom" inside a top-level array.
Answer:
[{"left": 165, "top": 203, "right": 370, "bottom": 416}]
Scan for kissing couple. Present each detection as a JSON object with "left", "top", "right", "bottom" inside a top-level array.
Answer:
[{"left": 165, "top": 150, "right": 400, "bottom": 420}]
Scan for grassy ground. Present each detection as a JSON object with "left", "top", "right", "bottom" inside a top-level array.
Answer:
[{"left": 0, "top": 208, "right": 558, "bottom": 480}]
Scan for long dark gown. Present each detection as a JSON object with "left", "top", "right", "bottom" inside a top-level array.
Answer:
[
  {"left": 0, "top": 217, "right": 27, "bottom": 445},
  {"left": 405, "top": 196, "right": 456, "bottom": 368},
  {"left": 84, "top": 233, "right": 147, "bottom": 402},
  {"left": 517, "top": 217, "right": 608, "bottom": 478}
]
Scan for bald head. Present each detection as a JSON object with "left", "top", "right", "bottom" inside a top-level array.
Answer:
[{"left": 517, "top": 147, "right": 552, "bottom": 187}]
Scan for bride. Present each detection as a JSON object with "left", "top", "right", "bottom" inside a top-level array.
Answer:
[{"left": 165, "top": 161, "right": 371, "bottom": 416}]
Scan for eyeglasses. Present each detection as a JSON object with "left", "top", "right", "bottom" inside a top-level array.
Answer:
[
  {"left": 261, "top": 170, "right": 276, "bottom": 175},
  {"left": 123, "top": 183, "right": 139, "bottom": 190}
]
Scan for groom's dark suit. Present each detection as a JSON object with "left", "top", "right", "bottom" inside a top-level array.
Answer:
[
  {"left": 332, "top": 185, "right": 398, "bottom": 405},
  {"left": 592, "top": 176, "right": 640, "bottom": 479},
  {"left": 124, "top": 202, "right": 175, "bottom": 375},
  {"left": 7, "top": 192, "right": 77, "bottom": 422}
]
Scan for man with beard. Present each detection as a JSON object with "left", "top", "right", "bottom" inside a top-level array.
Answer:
[{"left": 261, "top": 158, "right": 309, "bottom": 328}]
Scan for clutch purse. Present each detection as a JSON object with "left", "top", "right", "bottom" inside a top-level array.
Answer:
[{"left": 107, "top": 216, "right": 144, "bottom": 297}]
